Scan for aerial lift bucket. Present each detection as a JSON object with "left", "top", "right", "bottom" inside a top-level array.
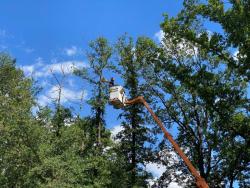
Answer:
[
  {"left": 108, "top": 85, "right": 209, "bottom": 188},
  {"left": 109, "top": 86, "right": 127, "bottom": 109}
]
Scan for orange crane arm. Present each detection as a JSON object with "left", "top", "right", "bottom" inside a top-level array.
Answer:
[{"left": 125, "top": 96, "right": 209, "bottom": 188}]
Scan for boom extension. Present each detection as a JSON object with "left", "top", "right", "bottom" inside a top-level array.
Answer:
[{"left": 124, "top": 96, "right": 209, "bottom": 188}]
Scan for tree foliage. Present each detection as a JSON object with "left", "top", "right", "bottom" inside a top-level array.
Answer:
[
  {"left": 0, "top": 54, "right": 42, "bottom": 187},
  {"left": 115, "top": 35, "right": 155, "bottom": 187},
  {"left": 74, "top": 37, "right": 113, "bottom": 146},
  {"left": 141, "top": 0, "right": 249, "bottom": 187},
  {"left": 0, "top": 1, "right": 249, "bottom": 187}
]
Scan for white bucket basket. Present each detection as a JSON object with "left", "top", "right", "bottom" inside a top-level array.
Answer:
[{"left": 109, "top": 86, "right": 127, "bottom": 109}]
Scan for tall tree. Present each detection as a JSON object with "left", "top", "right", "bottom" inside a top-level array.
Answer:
[
  {"left": 188, "top": 0, "right": 250, "bottom": 80},
  {"left": 33, "top": 104, "right": 124, "bottom": 187},
  {"left": 139, "top": 2, "right": 250, "bottom": 186},
  {"left": 74, "top": 37, "right": 113, "bottom": 146},
  {"left": 116, "top": 36, "right": 154, "bottom": 187},
  {"left": 0, "top": 54, "right": 42, "bottom": 187}
]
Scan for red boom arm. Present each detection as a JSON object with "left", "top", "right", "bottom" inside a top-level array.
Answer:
[{"left": 125, "top": 96, "right": 209, "bottom": 188}]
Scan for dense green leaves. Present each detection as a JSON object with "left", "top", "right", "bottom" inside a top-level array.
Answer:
[
  {"left": 0, "top": 1, "right": 249, "bottom": 186},
  {"left": 115, "top": 35, "right": 155, "bottom": 187},
  {"left": 0, "top": 54, "right": 42, "bottom": 187},
  {"left": 74, "top": 37, "right": 113, "bottom": 146},
  {"left": 147, "top": 0, "right": 250, "bottom": 187}
]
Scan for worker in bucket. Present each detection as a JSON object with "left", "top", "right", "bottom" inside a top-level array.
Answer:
[{"left": 109, "top": 77, "right": 115, "bottom": 87}]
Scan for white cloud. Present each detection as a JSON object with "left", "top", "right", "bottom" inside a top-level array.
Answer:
[
  {"left": 155, "top": 149, "right": 190, "bottom": 187},
  {"left": 147, "top": 179, "right": 183, "bottom": 188},
  {"left": 155, "top": 30, "right": 200, "bottom": 57},
  {"left": 178, "top": 40, "right": 199, "bottom": 56},
  {"left": 168, "top": 182, "right": 182, "bottom": 188},
  {"left": 38, "top": 85, "right": 87, "bottom": 106},
  {"left": 47, "top": 61, "right": 85, "bottom": 75},
  {"left": 154, "top": 30, "right": 164, "bottom": 42},
  {"left": 145, "top": 162, "right": 166, "bottom": 178},
  {"left": 233, "top": 50, "right": 239, "bottom": 60},
  {"left": 21, "top": 57, "right": 44, "bottom": 76},
  {"left": 146, "top": 161, "right": 183, "bottom": 188},
  {"left": 22, "top": 65, "right": 35, "bottom": 75},
  {"left": 20, "top": 57, "right": 89, "bottom": 107},
  {"left": 161, "top": 35, "right": 199, "bottom": 58},
  {"left": 38, "top": 95, "right": 50, "bottom": 107},
  {"left": 110, "top": 125, "right": 124, "bottom": 140},
  {"left": 232, "top": 49, "right": 247, "bottom": 61},
  {"left": 147, "top": 177, "right": 158, "bottom": 187},
  {"left": 21, "top": 58, "right": 88, "bottom": 78},
  {"left": 65, "top": 46, "right": 78, "bottom": 56}
]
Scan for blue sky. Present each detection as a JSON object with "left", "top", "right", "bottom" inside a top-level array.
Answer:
[
  {"left": 0, "top": 1, "right": 185, "bottom": 182},
  {"left": 1, "top": 1, "right": 241, "bottom": 187},
  {"left": 0, "top": 0, "right": 182, "bottom": 61},
  {"left": 0, "top": 0, "right": 184, "bottom": 124}
]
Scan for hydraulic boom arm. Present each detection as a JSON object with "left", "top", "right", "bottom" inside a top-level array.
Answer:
[{"left": 125, "top": 96, "right": 209, "bottom": 188}]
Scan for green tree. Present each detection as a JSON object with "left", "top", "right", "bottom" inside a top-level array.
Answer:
[
  {"left": 192, "top": 0, "right": 250, "bottom": 79},
  {"left": 139, "top": 3, "right": 250, "bottom": 186},
  {"left": 0, "top": 54, "right": 42, "bottom": 187},
  {"left": 116, "top": 36, "right": 154, "bottom": 187},
  {"left": 74, "top": 37, "right": 113, "bottom": 146},
  {"left": 73, "top": 37, "right": 128, "bottom": 187},
  {"left": 32, "top": 106, "right": 125, "bottom": 188}
]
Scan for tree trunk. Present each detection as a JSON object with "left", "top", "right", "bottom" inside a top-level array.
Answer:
[
  {"left": 131, "top": 120, "right": 136, "bottom": 186},
  {"left": 98, "top": 121, "right": 101, "bottom": 145},
  {"left": 96, "top": 75, "right": 102, "bottom": 145},
  {"left": 96, "top": 107, "right": 102, "bottom": 145},
  {"left": 229, "top": 178, "right": 234, "bottom": 188}
]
